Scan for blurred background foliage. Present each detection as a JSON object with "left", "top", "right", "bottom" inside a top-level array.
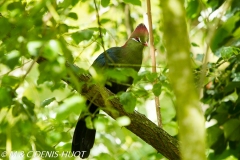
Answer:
[{"left": 0, "top": 0, "right": 239, "bottom": 159}]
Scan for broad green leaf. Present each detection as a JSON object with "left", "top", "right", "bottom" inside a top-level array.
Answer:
[
  {"left": 119, "top": 92, "right": 136, "bottom": 113},
  {"left": 12, "top": 103, "right": 22, "bottom": 117},
  {"left": 207, "top": 125, "right": 223, "bottom": 147},
  {"left": 71, "top": 29, "right": 94, "bottom": 44},
  {"left": 4, "top": 50, "right": 20, "bottom": 69},
  {"left": 152, "top": 83, "right": 161, "bottom": 96},
  {"left": 186, "top": 0, "right": 200, "bottom": 19},
  {"left": 101, "top": 0, "right": 110, "bottom": 7},
  {"left": 7, "top": 2, "right": 24, "bottom": 11},
  {"left": 57, "top": 24, "right": 69, "bottom": 34},
  {"left": 146, "top": 72, "right": 158, "bottom": 82},
  {"left": 216, "top": 47, "right": 237, "bottom": 60},
  {"left": 43, "top": 40, "right": 62, "bottom": 61},
  {"left": 1, "top": 75, "right": 20, "bottom": 87},
  {"left": 223, "top": 119, "right": 240, "bottom": 141},
  {"left": 56, "top": 95, "right": 85, "bottom": 121},
  {"left": 0, "top": 87, "right": 13, "bottom": 108},
  {"left": 68, "top": 12, "right": 78, "bottom": 20},
  {"left": 123, "top": 0, "right": 141, "bottom": 6},
  {"left": 222, "top": 90, "right": 238, "bottom": 102}
]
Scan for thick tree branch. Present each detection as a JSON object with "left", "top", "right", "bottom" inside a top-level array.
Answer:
[
  {"left": 67, "top": 62, "right": 180, "bottom": 160},
  {"left": 37, "top": 58, "right": 180, "bottom": 159}
]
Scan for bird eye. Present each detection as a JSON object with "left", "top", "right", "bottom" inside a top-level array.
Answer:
[{"left": 132, "top": 37, "right": 141, "bottom": 43}]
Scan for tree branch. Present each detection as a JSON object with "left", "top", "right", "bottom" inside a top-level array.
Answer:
[
  {"left": 66, "top": 62, "right": 180, "bottom": 160},
  {"left": 37, "top": 58, "right": 181, "bottom": 159}
]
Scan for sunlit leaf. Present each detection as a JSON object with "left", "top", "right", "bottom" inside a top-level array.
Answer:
[
  {"left": 56, "top": 95, "right": 85, "bottom": 121},
  {"left": 43, "top": 40, "right": 62, "bottom": 61},
  {"left": 123, "top": 0, "right": 141, "bottom": 6},
  {"left": 222, "top": 90, "right": 238, "bottom": 102},
  {"left": 116, "top": 116, "right": 131, "bottom": 126},
  {"left": 119, "top": 92, "right": 136, "bottom": 113},
  {"left": 27, "top": 41, "right": 43, "bottom": 56},
  {"left": 94, "top": 116, "right": 108, "bottom": 131}
]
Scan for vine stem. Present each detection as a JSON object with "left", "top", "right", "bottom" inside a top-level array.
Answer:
[{"left": 146, "top": 0, "right": 162, "bottom": 127}]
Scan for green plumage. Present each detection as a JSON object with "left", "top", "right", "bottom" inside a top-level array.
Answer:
[{"left": 72, "top": 23, "right": 149, "bottom": 158}]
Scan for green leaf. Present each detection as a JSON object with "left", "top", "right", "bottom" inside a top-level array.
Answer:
[
  {"left": 41, "top": 97, "right": 56, "bottom": 107},
  {"left": 147, "top": 72, "right": 158, "bottom": 82},
  {"left": 43, "top": 40, "right": 62, "bottom": 61},
  {"left": 71, "top": 29, "right": 94, "bottom": 44},
  {"left": 222, "top": 90, "right": 238, "bottom": 102},
  {"left": 216, "top": 47, "right": 238, "bottom": 60},
  {"left": 123, "top": 0, "right": 141, "bottom": 6},
  {"left": 223, "top": 119, "right": 240, "bottom": 141},
  {"left": 231, "top": 72, "right": 240, "bottom": 82},
  {"left": 1, "top": 75, "right": 20, "bottom": 87},
  {"left": 27, "top": 41, "right": 43, "bottom": 56},
  {"left": 191, "top": 42, "right": 199, "bottom": 47},
  {"left": 7, "top": 2, "right": 24, "bottom": 11},
  {"left": 0, "top": 87, "right": 13, "bottom": 108},
  {"left": 196, "top": 53, "right": 204, "bottom": 62},
  {"left": 207, "top": 125, "right": 223, "bottom": 147},
  {"left": 119, "top": 92, "right": 136, "bottom": 113},
  {"left": 56, "top": 95, "right": 85, "bottom": 121},
  {"left": 68, "top": 12, "right": 78, "bottom": 20},
  {"left": 116, "top": 116, "right": 131, "bottom": 126},
  {"left": 57, "top": 24, "right": 69, "bottom": 34},
  {"left": 94, "top": 116, "right": 108, "bottom": 131},
  {"left": 186, "top": 0, "right": 200, "bottom": 19},
  {"left": 22, "top": 97, "right": 35, "bottom": 118},
  {"left": 152, "top": 83, "right": 162, "bottom": 96},
  {"left": 85, "top": 116, "right": 94, "bottom": 129},
  {"left": 101, "top": 0, "right": 110, "bottom": 7},
  {"left": 163, "top": 121, "right": 178, "bottom": 136},
  {"left": 4, "top": 50, "right": 21, "bottom": 69}
]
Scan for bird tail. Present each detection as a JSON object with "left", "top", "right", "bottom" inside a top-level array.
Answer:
[{"left": 72, "top": 103, "right": 98, "bottom": 159}]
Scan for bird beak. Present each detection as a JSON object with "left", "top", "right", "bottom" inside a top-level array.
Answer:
[{"left": 143, "top": 42, "right": 148, "bottom": 46}]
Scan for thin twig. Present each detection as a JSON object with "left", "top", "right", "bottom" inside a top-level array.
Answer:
[
  {"left": 14, "top": 56, "right": 39, "bottom": 91},
  {"left": 93, "top": 0, "right": 113, "bottom": 64},
  {"left": 146, "top": 0, "right": 162, "bottom": 127}
]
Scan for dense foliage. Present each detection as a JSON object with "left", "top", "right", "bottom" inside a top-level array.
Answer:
[{"left": 0, "top": 0, "right": 239, "bottom": 159}]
